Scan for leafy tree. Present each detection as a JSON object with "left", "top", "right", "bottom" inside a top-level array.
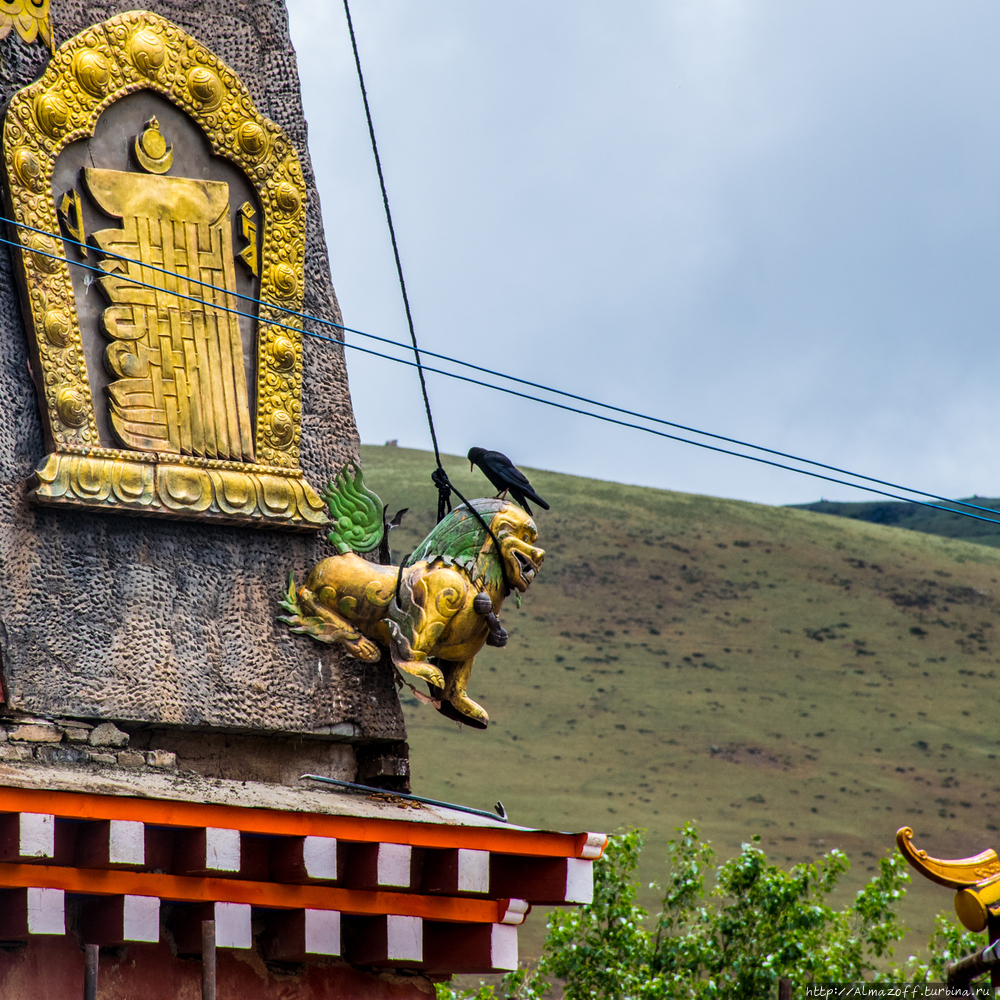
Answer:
[{"left": 436, "top": 824, "right": 984, "bottom": 1000}]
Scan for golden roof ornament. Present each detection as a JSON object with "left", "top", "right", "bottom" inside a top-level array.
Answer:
[
  {"left": 2, "top": 12, "right": 327, "bottom": 530},
  {"left": 897, "top": 826, "right": 1000, "bottom": 932}
]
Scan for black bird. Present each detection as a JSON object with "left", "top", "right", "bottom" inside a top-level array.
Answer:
[{"left": 468, "top": 447, "right": 550, "bottom": 516}]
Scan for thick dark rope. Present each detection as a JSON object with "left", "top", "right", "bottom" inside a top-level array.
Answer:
[
  {"left": 431, "top": 468, "right": 452, "bottom": 524},
  {"left": 341, "top": 0, "right": 451, "bottom": 521}
]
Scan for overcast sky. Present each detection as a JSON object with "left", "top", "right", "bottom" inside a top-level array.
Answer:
[{"left": 286, "top": 1, "right": 1000, "bottom": 506}]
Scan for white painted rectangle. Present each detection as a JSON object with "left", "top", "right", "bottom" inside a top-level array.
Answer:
[
  {"left": 457, "top": 849, "right": 490, "bottom": 894},
  {"left": 578, "top": 833, "right": 607, "bottom": 859},
  {"left": 565, "top": 858, "right": 594, "bottom": 904},
  {"left": 205, "top": 828, "right": 241, "bottom": 872},
  {"left": 377, "top": 844, "right": 412, "bottom": 888},
  {"left": 386, "top": 914, "right": 422, "bottom": 962},
  {"left": 122, "top": 895, "right": 159, "bottom": 943},
  {"left": 491, "top": 924, "right": 518, "bottom": 971},
  {"left": 302, "top": 837, "right": 337, "bottom": 880},
  {"left": 499, "top": 899, "right": 529, "bottom": 925},
  {"left": 213, "top": 901, "right": 252, "bottom": 949},
  {"left": 303, "top": 908, "right": 340, "bottom": 956},
  {"left": 26, "top": 887, "right": 64, "bottom": 935},
  {"left": 109, "top": 821, "right": 145, "bottom": 866},
  {"left": 19, "top": 814, "right": 54, "bottom": 859}
]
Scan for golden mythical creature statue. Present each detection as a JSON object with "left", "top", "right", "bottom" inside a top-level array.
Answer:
[{"left": 280, "top": 465, "right": 545, "bottom": 728}]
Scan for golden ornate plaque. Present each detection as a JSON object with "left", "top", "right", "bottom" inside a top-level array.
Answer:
[{"left": 3, "top": 11, "right": 328, "bottom": 530}]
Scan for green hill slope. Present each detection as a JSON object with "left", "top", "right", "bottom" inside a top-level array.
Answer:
[
  {"left": 357, "top": 444, "right": 1000, "bottom": 959},
  {"left": 792, "top": 498, "right": 1000, "bottom": 549}
]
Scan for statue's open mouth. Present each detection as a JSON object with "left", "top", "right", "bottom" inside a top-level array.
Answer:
[{"left": 512, "top": 548, "right": 541, "bottom": 585}]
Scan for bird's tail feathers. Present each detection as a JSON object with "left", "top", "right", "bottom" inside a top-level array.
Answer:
[{"left": 521, "top": 487, "right": 549, "bottom": 511}]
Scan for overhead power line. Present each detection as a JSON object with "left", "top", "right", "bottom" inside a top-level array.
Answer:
[
  {"left": 7, "top": 213, "right": 998, "bottom": 523},
  {"left": 297, "top": 328, "right": 1000, "bottom": 527},
  {"left": 0, "top": 224, "right": 996, "bottom": 528}
]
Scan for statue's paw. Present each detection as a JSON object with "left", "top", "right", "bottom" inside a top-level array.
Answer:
[
  {"left": 439, "top": 694, "right": 489, "bottom": 730},
  {"left": 397, "top": 659, "right": 446, "bottom": 688},
  {"left": 280, "top": 615, "right": 341, "bottom": 645},
  {"left": 347, "top": 635, "right": 382, "bottom": 662}
]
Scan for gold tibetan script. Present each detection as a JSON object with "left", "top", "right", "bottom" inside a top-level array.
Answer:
[
  {"left": 86, "top": 170, "right": 255, "bottom": 461},
  {"left": 2, "top": 12, "right": 328, "bottom": 530}
]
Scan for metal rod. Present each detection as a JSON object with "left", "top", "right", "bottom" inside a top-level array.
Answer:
[
  {"left": 201, "top": 919, "right": 216, "bottom": 1000},
  {"left": 83, "top": 943, "right": 98, "bottom": 1000},
  {"left": 990, "top": 913, "right": 1000, "bottom": 991},
  {"left": 300, "top": 774, "right": 507, "bottom": 822}
]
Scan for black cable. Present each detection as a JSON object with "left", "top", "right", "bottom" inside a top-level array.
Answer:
[
  {"left": 300, "top": 773, "right": 507, "bottom": 822},
  {"left": 302, "top": 331, "right": 1000, "bottom": 529},
  {"left": 4, "top": 215, "right": 330, "bottom": 334},
  {"left": 7, "top": 213, "right": 1000, "bottom": 523},
  {"left": 341, "top": 0, "right": 452, "bottom": 522},
  {"left": 5, "top": 230, "right": 999, "bottom": 529}
]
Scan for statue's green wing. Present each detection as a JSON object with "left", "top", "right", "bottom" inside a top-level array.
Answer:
[
  {"left": 320, "top": 463, "right": 383, "bottom": 554},
  {"left": 407, "top": 498, "right": 507, "bottom": 589}
]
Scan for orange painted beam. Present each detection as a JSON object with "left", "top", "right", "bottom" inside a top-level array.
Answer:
[
  {"left": 0, "top": 785, "right": 589, "bottom": 858},
  {"left": 0, "top": 862, "right": 508, "bottom": 923}
]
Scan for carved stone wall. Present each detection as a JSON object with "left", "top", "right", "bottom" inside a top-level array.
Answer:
[{"left": 0, "top": 1, "right": 407, "bottom": 750}]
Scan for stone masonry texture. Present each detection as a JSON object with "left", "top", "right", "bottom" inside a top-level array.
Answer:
[{"left": 0, "top": 0, "right": 406, "bottom": 741}]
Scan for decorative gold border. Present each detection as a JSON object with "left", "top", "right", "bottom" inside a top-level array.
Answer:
[
  {"left": 3, "top": 11, "right": 327, "bottom": 530},
  {"left": 32, "top": 450, "right": 328, "bottom": 529}
]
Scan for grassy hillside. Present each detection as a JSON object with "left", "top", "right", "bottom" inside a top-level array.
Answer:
[
  {"left": 793, "top": 498, "right": 1000, "bottom": 549},
  {"left": 358, "top": 444, "right": 1000, "bottom": 960}
]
